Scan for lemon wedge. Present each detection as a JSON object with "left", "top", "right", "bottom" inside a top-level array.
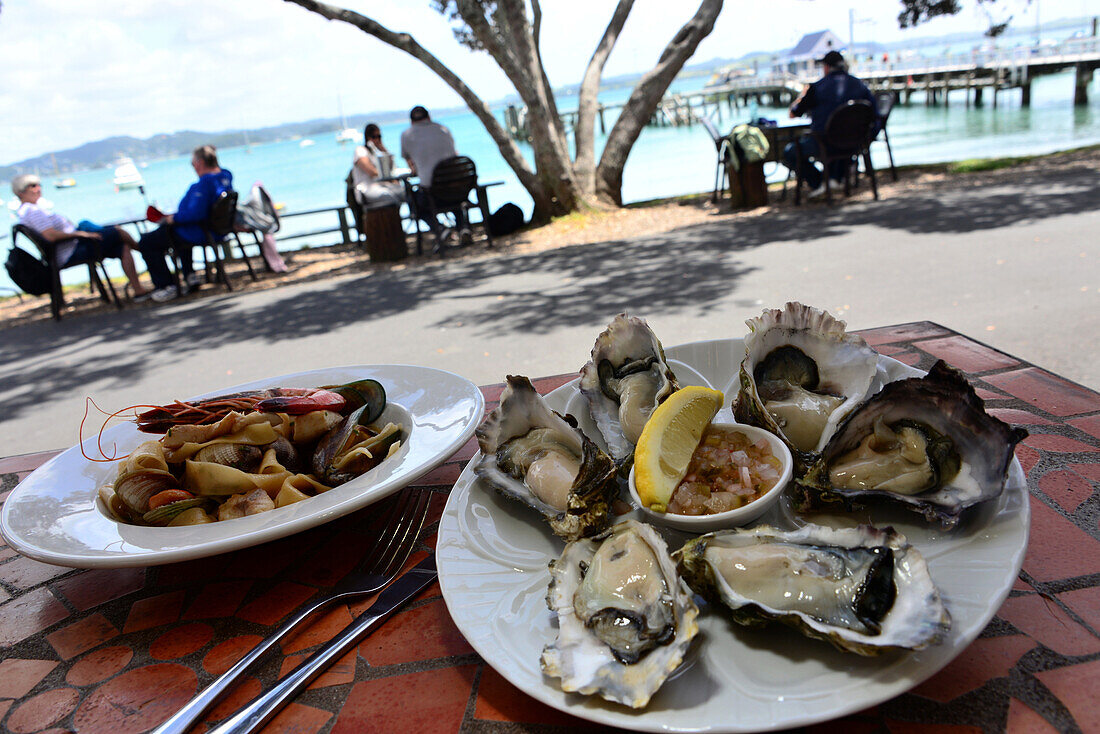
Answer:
[{"left": 634, "top": 386, "right": 724, "bottom": 511}]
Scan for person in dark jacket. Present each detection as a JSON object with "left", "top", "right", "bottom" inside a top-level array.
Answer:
[
  {"left": 783, "top": 51, "right": 876, "bottom": 198},
  {"left": 138, "top": 145, "right": 233, "bottom": 302}
]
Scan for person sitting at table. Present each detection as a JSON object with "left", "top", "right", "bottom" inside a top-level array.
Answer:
[
  {"left": 137, "top": 145, "right": 233, "bottom": 302},
  {"left": 400, "top": 105, "right": 470, "bottom": 251},
  {"left": 351, "top": 123, "right": 405, "bottom": 209},
  {"left": 782, "top": 50, "right": 876, "bottom": 199},
  {"left": 11, "top": 174, "right": 151, "bottom": 300}
]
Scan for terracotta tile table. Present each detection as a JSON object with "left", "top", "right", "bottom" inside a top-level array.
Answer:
[{"left": 1, "top": 322, "right": 1098, "bottom": 733}]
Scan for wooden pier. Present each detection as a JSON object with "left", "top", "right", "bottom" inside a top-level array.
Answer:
[
  {"left": 856, "top": 35, "right": 1100, "bottom": 108},
  {"left": 502, "top": 35, "right": 1100, "bottom": 140}
]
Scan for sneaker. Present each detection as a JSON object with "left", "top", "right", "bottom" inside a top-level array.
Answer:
[
  {"left": 150, "top": 285, "right": 179, "bottom": 303},
  {"left": 458, "top": 228, "right": 474, "bottom": 247},
  {"left": 807, "top": 183, "right": 828, "bottom": 199},
  {"left": 185, "top": 272, "right": 204, "bottom": 289},
  {"left": 132, "top": 290, "right": 154, "bottom": 304}
]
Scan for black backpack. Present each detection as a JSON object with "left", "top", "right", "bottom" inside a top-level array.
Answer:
[
  {"left": 5, "top": 245, "right": 52, "bottom": 296},
  {"left": 489, "top": 203, "right": 524, "bottom": 237}
]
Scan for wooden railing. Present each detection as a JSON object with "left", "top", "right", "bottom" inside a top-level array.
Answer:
[{"left": 275, "top": 204, "right": 362, "bottom": 246}]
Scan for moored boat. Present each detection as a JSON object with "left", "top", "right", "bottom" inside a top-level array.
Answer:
[
  {"left": 112, "top": 157, "right": 144, "bottom": 190},
  {"left": 336, "top": 128, "right": 360, "bottom": 144}
]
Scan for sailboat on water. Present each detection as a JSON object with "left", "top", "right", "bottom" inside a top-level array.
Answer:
[
  {"left": 51, "top": 153, "right": 76, "bottom": 188},
  {"left": 112, "top": 156, "right": 144, "bottom": 190},
  {"left": 335, "top": 94, "right": 360, "bottom": 144}
]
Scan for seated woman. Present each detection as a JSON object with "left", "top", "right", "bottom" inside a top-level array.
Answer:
[
  {"left": 351, "top": 123, "right": 404, "bottom": 208},
  {"left": 11, "top": 174, "right": 150, "bottom": 300}
]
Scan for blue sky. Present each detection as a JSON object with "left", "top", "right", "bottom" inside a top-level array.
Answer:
[{"left": 1, "top": 0, "right": 1092, "bottom": 163}]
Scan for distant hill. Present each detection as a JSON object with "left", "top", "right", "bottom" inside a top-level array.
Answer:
[{"left": 0, "top": 109, "right": 419, "bottom": 180}]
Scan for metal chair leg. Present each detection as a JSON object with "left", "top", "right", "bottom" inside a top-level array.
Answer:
[
  {"left": 233, "top": 232, "right": 258, "bottom": 281},
  {"left": 90, "top": 263, "right": 122, "bottom": 309},
  {"left": 883, "top": 129, "right": 898, "bottom": 181},
  {"left": 864, "top": 151, "right": 879, "bottom": 200}
]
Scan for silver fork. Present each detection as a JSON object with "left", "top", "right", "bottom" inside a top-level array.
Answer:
[{"left": 152, "top": 487, "right": 433, "bottom": 734}]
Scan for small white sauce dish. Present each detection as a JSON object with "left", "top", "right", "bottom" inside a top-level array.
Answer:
[{"left": 627, "top": 422, "right": 794, "bottom": 533}]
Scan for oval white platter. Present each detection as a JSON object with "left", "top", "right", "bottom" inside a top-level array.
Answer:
[
  {"left": 436, "top": 338, "right": 1029, "bottom": 733},
  {"left": 1, "top": 364, "right": 484, "bottom": 569}
]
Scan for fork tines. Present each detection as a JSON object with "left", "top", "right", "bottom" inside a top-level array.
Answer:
[{"left": 362, "top": 488, "right": 432, "bottom": 579}]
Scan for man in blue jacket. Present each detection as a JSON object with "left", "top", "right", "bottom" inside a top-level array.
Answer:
[
  {"left": 138, "top": 145, "right": 233, "bottom": 302},
  {"left": 783, "top": 51, "right": 875, "bottom": 199}
]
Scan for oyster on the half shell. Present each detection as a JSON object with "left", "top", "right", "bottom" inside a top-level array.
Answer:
[
  {"left": 796, "top": 360, "right": 1028, "bottom": 527},
  {"left": 675, "top": 523, "right": 950, "bottom": 655},
  {"left": 579, "top": 314, "right": 680, "bottom": 462},
  {"left": 541, "top": 519, "right": 700, "bottom": 708},
  {"left": 733, "top": 302, "right": 879, "bottom": 473},
  {"left": 474, "top": 375, "right": 617, "bottom": 540}
]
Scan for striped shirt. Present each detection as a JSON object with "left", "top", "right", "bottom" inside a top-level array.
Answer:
[{"left": 15, "top": 202, "right": 78, "bottom": 265}]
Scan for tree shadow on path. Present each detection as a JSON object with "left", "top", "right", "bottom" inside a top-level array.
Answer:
[{"left": 2, "top": 161, "right": 1096, "bottom": 428}]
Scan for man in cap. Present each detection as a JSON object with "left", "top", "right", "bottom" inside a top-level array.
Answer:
[
  {"left": 783, "top": 50, "right": 876, "bottom": 198},
  {"left": 400, "top": 106, "right": 468, "bottom": 252},
  {"left": 10, "top": 174, "right": 150, "bottom": 299}
]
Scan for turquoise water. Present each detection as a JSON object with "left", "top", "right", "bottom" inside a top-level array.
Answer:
[{"left": 4, "top": 69, "right": 1098, "bottom": 292}]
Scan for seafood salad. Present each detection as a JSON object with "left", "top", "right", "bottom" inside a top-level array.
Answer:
[{"left": 97, "top": 380, "right": 405, "bottom": 526}]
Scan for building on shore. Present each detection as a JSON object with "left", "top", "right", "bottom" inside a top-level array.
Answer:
[{"left": 779, "top": 29, "right": 844, "bottom": 76}]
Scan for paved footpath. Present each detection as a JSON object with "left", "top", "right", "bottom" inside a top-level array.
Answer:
[{"left": 1, "top": 163, "right": 1097, "bottom": 455}]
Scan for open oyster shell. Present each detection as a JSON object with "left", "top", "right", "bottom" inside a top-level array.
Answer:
[
  {"left": 795, "top": 360, "right": 1028, "bottom": 527},
  {"left": 675, "top": 523, "right": 950, "bottom": 655},
  {"left": 579, "top": 314, "right": 680, "bottom": 463},
  {"left": 474, "top": 375, "right": 617, "bottom": 541},
  {"left": 733, "top": 302, "right": 879, "bottom": 474},
  {"left": 541, "top": 519, "right": 700, "bottom": 708}
]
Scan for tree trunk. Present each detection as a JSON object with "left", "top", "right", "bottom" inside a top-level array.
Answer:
[
  {"left": 574, "top": 0, "right": 636, "bottom": 198},
  {"left": 595, "top": 0, "right": 723, "bottom": 206}
]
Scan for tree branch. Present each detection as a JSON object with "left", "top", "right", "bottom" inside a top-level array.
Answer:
[
  {"left": 453, "top": 0, "right": 523, "bottom": 84},
  {"left": 596, "top": 0, "right": 722, "bottom": 204},
  {"left": 574, "top": 0, "right": 634, "bottom": 183},
  {"left": 282, "top": 0, "right": 539, "bottom": 191},
  {"left": 527, "top": 0, "right": 563, "bottom": 129}
]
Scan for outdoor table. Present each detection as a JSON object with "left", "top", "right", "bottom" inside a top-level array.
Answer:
[
  {"left": 760, "top": 117, "right": 811, "bottom": 165},
  {"left": 1, "top": 321, "right": 1098, "bottom": 733},
  {"left": 727, "top": 119, "right": 809, "bottom": 208}
]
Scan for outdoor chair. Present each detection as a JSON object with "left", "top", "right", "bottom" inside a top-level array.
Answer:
[
  {"left": 406, "top": 155, "right": 493, "bottom": 254},
  {"left": 873, "top": 90, "right": 899, "bottom": 182},
  {"left": 794, "top": 100, "right": 879, "bottom": 205},
  {"left": 233, "top": 185, "right": 279, "bottom": 273},
  {"left": 11, "top": 223, "right": 121, "bottom": 321},
  {"left": 169, "top": 189, "right": 246, "bottom": 292},
  {"left": 345, "top": 170, "right": 368, "bottom": 245},
  {"left": 698, "top": 115, "right": 731, "bottom": 202}
]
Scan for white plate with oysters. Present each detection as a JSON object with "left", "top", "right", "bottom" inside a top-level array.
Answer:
[{"left": 436, "top": 305, "right": 1029, "bottom": 732}]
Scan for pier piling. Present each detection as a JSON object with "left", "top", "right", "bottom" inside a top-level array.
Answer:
[{"left": 1076, "top": 64, "right": 1093, "bottom": 105}]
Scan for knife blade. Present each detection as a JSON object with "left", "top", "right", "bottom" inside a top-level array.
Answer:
[{"left": 207, "top": 553, "right": 438, "bottom": 734}]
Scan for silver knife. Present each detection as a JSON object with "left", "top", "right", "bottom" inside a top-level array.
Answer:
[{"left": 207, "top": 554, "right": 438, "bottom": 734}]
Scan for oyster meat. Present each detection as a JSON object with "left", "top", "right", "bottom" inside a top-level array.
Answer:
[
  {"left": 579, "top": 314, "right": 680, "bottom": 462},
  {"left": 676, "top": 523, "right": 950, "bottom": 655},
  {"left": 733, "top": 302, "right": 879, "bottom": 472},
  {"left": 541, "top": 519, "right": 700, "bottom": 708},
  {"left": 797, "top": 360, "right": 1028, "bottom": 526},
  {"left": 475, "top": 375, "right": 617, "bottom": 540}
]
